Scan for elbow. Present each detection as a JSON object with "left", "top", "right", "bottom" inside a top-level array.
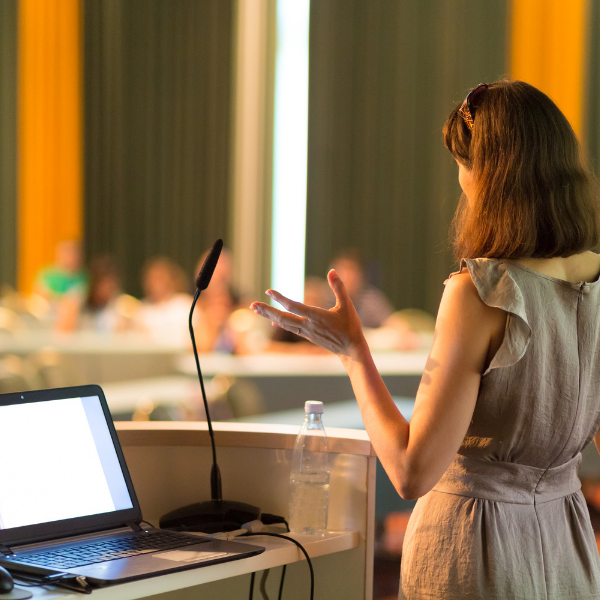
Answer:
[
  {"left": 393, "top": 462, "right": 433, "bottom": 501},
  {"left": 396, "top": 480, "right": 424, "bottom": 502}
]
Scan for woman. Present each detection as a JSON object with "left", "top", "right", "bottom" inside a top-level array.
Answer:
[
  {"left": 251, "top": 80, "right": 600, "bottom": 598},
  {"left": 134, "top": 257, "right": 192, "bottom": 346}
]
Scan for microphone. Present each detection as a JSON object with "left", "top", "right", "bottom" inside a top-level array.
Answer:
[
  {"left": 160, "top": 239, "right": 260, "bottom": 532},
  {"left": 196, "top": 238, "right": 223, "bottom": 291}
]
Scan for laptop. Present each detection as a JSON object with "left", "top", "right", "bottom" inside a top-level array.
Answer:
[{"left": 0, "top": 384, "right": 264, "bottom": 586}]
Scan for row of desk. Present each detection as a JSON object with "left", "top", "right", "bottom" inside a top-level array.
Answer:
[{"left": 0, "top": 330, "right": 429, "bottom": 414}]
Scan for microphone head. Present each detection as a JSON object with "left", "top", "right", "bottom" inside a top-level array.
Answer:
[{"left": 196, "top": 239, "right": 223, "bottom": 290}]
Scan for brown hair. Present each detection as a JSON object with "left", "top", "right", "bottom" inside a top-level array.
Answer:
[{"left": 443, "top": 80, "right": 600, "bottom": 259}]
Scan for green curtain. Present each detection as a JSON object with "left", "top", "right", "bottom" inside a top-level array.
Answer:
[
  {"left": 306, "top": 0, "right": 508, "bottom": 315},
  {"left": 84, "top": 0, "right": 234, "bottom": 297},
  {"left": 0, "top": 0, "right": 17, "bottom": 289},
  {"left": 586, "top": 0, "right": 600, "bottom": 177}
]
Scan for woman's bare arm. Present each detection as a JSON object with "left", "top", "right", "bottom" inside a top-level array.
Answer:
[{"left": 251, "top": 269, "right": 506, "bottom": 500}]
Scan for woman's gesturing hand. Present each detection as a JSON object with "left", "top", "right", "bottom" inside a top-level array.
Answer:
[{"left": 250, "top": 269, "right": 366, "bottom": 359}]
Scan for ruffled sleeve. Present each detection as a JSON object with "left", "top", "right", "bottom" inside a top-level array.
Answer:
[{"left": 446, "top": 258, "right": 531, "bottom": 376}]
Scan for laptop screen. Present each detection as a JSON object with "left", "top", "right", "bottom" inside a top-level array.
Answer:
[{"left": 0, "top": 394, "right": 133, "bottom": 531}]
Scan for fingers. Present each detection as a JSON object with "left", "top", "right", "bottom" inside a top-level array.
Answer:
[
  {"left": 250, "top": 301, "right": 307, "bottom": 334},
  {"left": 265, "top": 289, "right": 313, "bottom": 318},
  {"left": 327, "top": 269, "right": 351, "bottom": 309}
]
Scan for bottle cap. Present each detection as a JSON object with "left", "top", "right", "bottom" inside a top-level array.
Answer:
[{"left": 305, "top": 401, "right": 323, "bottom": 414}]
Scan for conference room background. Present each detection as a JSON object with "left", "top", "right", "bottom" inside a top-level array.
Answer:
[{"left": 0, "top": 0, "right": 599, "bottom": 314}]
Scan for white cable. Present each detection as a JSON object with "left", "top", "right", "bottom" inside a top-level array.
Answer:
[{"left": 207, "top": 520, "right": 265, "bottom": 540}]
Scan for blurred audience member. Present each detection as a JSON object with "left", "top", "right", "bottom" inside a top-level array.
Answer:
[
  {"left": 35, "top": 240, "right": 88, "bottom": 302},
  {"left": 80, "top": 256, "right": 130, "bottom": 333},
  {"left": 192, "top": 247, "right": 239, "bottom": 353},
  {"left": 330, "top": 249, "right": 394, "bottom": 328},
  {"left": 34, "top": 240, "right": 88, "bottom": 332},
  {"left": 194, "top": 286, "right": 237, "bottom": 353},
  {"left": 134, "top": 257, "right": 192, "bottom": 345}
]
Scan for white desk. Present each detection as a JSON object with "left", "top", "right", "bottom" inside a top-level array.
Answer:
[
  {"left": 177, "top": 350, "right": 429, "bottom": 377},
  {"left": 97, "top": 351, "right": 428, "bottom": 415},
  {"left": 22, "top": 532, "right": 359, "bottom": 599},
  {"left": 0, "top": 331, "right": 187, "bottom": 355},
  {"left": 177, "top": 350, "right": 428, "bottom": 411},
  {"left": 0, "top": 332, "right": 184, "bottom": 385},
  {"left": 17, "top": 423, "right": 376, "bottom": 600}
]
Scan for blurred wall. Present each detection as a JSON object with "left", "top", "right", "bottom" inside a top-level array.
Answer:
[
  {"left": 587, "top": 0, "right": 600, "bottom": 175},
  {"left": 18, "top": 0, "right": 83, "bottom": 294},
  {"left": 305, "top": 0, "right": 509, "bottom": 315},
  {"left": 84, "top": 0, "right": 234, "bottom": 297},
  {"left": 2, "top": 1, "right": 599, "bottom": 306},
  {"left": 0, "top": 0, "right": 17, "bottom": 289}
]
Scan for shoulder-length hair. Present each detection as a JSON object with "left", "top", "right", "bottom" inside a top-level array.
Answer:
[{"left": 443, "top": 80, "right": 600, "bottom": 260}]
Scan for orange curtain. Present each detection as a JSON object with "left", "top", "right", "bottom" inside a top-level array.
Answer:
[
  {"left": 510, "top": 0, "right": 589, "bottom": 138},
  {"left": 18, "top": 0, "right": 82, "bottom": 293}
]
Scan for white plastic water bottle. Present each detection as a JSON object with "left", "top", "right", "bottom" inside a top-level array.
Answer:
[{"left": 288, "top": 401, "right": 330, "bottom": 535}]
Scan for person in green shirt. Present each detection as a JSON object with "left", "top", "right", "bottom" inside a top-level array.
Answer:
[{"left": 35, "top": 239, "right": 89, "bottom": 301}]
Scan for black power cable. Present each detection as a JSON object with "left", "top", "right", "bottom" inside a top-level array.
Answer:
[
  {"left": 249, "top": 515, "right": 290, "bottom": 600},
  {"left": 278, "top": 564, "right": 287, "bottom": 600},
  {"left": 259, "top": 569, "right": 271, "bottom": 599},
  {"left": 277, "top": 520, "right": 290, "bottom": 600},
  {"left": 245, "top": 533, "right": 314, "bottom": 600}
]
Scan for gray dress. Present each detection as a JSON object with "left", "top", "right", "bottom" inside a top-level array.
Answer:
[{"left": 399, "top": 258, "right": 600, "bottom": 599}]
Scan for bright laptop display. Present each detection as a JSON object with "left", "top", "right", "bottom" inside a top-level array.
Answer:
[
  {"left": 0, "top": 385, "right": 265, "bottom": 586},
  {"left": 0, "top": 395, "right": 133, "bottom": 531}
]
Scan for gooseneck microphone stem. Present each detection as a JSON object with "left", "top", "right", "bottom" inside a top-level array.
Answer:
[
  {"left": 189, "top": 288, "right": 222, "bottom": 503},
  {"left": 159, "top": 238, "right": 261, "bottom": 532}
]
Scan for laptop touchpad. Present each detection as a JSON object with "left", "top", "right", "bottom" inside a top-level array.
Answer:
[{"left": 154, "top": 550, "right": 228, "bottom": 563}]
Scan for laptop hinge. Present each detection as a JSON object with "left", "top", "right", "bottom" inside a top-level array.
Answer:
[
  {"left": 128, "top": 522, "right": 143, "bottom": 532},
  {"left": 0, "top": 544, "right": 13, "bottom": 556}
]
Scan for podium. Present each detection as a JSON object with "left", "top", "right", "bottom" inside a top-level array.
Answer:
[{"left": 22, "top": 422, "right": 376, "bottom": 599}]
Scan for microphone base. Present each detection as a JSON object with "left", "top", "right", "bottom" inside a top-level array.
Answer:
[{"left": 159, "top": 500, "right": 261, "bottom": 534}]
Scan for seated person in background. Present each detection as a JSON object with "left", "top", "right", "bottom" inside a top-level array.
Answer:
[
  {"left": 329, "top": 249, "right": 394, "bottom": 328},
  {"left": 134, "top": 257, "right": 192, "bottom": 346},
  {"left": 192, "top": 247, "right": 240, "bottom": 353},
  {"left": 79, "top": 256, "right": 133, "bottom": 333},
  {"left": 34, "top": 239, "right": 88, "bottom": 301},
  {"left": 34, "top": 240, "right": 89, "bottom": 332}
]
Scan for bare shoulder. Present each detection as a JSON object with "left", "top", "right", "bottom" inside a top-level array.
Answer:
[
  {"left": 443, "top": 270, "right": 478, "bottom": 297},
  {"left": 442, "top": 271, "right": 488, "bottom": 315},
  {"left": 439, "top": 270, "right": 506, "bottom": 341}
]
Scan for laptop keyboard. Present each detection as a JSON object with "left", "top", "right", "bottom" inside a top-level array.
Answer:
[{"left": 8, "top": 531, "right": 207, "bottom": 570}]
